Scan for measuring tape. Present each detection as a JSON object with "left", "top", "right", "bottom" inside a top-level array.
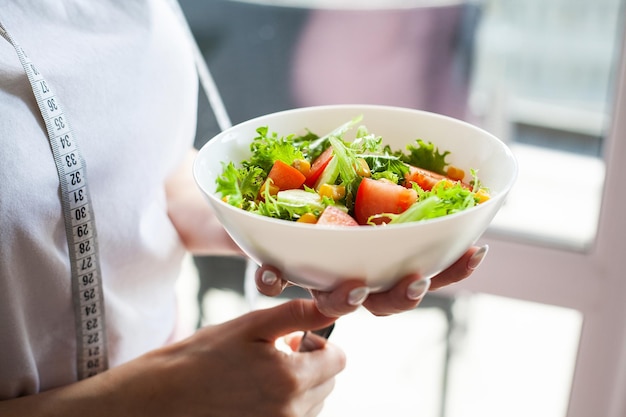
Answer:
[
  {"left": 1, "top": 1, "right": 233, "bottom": 381},
  {"left": 0, "top": 22, "right": 108, "bottom": 379}
]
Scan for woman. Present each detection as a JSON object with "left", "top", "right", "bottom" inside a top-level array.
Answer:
[{"left": 0, "top": 1, "right": 486, "bottom": 415}]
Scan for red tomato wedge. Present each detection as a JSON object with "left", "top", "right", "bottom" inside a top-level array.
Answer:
[
  {"left": 354, "top": 178, "right": 418, "bottom": 225},
  {"left": 304, "top": 147, "right": 333, "bottom": 188},
  {"left": 316, "top": 205, "right": 358, "bottom": 227},
  {"left": 267, "top": 160, "right": 306, "bottom": 191},
  {"left": 404, "top": 165, "right": 471, "bottom": 191},
  {"left": 404, "top": 166, "right": 445, "bottom": 191}
]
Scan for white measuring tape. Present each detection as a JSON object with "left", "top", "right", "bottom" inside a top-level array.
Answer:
[{"left": 0, "top": 21, "right": 108, "bottom": 380}]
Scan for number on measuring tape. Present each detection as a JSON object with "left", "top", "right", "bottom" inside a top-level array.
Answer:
[{"left": 1, "top": 22, "right": 108, "bottom": 379}]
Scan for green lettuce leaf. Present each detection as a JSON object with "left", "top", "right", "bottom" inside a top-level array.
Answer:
[
  {"left": 400, "top": 139, "right": 450, "bottom": 175},
  {"left": 215, "top": 162, "right": 264, "bottom": 210},
  {"left": 247, "top": 126, "right": 306, "bottom": 174}
]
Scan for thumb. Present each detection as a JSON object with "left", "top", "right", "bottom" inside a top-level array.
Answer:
[{"left": 241, "top": 299, "right": 336, "bottom": 343}]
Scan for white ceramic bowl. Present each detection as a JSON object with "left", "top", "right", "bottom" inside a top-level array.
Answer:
[{"left": 193, "top": 105, "right": 517, "bottom": 292}]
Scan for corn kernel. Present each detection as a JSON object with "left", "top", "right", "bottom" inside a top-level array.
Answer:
[
  {"left": 318, "top": 183, "right": 346, "bottom": 201},
  {"left": 475, "top": 189, "right": 491, "bottom": 204},
  {"left": 436, "top": 179, "right": 456, "bottom": 189},
  {"left": 355, "top": 158, "right": 371, "bottom": 177},
  {"left": 292, "top": 159, "right": 311, "bottom": 177},
  {"left": 259, "top": 180, "right": 279, "bottom": 198},
  {"left": 297, "top": 212, "right": 318, "bottom": 224},
  {"left": 447, "top": 165, "right": 465, "bottom": 181}
]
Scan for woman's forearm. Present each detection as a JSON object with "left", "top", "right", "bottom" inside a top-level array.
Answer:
[
  {"left": 165, "top": 148, "right": 241, "bottom": 257},
  {"left": 0, "top": 370, "right": 123, "bottom": 417}
]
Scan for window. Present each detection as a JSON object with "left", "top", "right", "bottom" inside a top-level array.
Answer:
[{"left": 179, "top": 2, "right": 626, "bottom": 416}]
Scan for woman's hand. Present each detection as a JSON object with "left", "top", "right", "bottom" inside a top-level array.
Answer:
[
  {"left": 0, "top": 300, "right": 344, "bottom": 417},
  {"left": 255, "top": 245, "right": 488, "bottom": 317},
  {"left": 116, "top": 299, "right": 345, "bottom": 417}
]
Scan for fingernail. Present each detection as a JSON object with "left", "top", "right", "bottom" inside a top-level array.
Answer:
[
  {"left": 347, "top": 286, "right": 370, "bottom": 306},
  {"left": 261, "top": 270, "right": 278, "bottom": 286},
  {"left": 407, "top": 278, "right": 431, "bottom": 300},
  {"left": 468, "top": 244, "right": 489, "bottom": 270},
  {"left": 299, "top": 331, "right": 327, "bottom": 352}
]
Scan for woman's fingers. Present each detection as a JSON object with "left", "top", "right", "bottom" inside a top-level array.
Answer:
[
  {"left": 255, "top": 264, "right": 289, "bottom": 297},
  {"left": 309, "top": 280, "right": 370, "bottom": 318},
  {"left": 255, "top": 244, "right": 488, "bottom": 318},
  {"left": 430, "top": 244, "right": 488, "bottom": 290},
  {"left": 361, "top": 275, "right": 431, "bottom": 316}
]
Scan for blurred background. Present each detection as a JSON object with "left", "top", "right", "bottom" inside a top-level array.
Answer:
[{"left": 174, "top": 1, "right": 626, "bottom": 416}]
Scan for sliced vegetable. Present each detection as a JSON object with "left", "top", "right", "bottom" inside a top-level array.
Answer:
[
  {"left": 404, "top": 165, "right": 446, "bottom": 191},
  {"left": 266, "top": 160, "right": 306, "bottom": 191},
  {"left": 313, "top": 155, "right": 339, "bottom": 190},
  {"left": 318, "top": 183, "right": 346, "bottom": 201},
  {"left": 354, "top": 178, "right": 418, "bottom": 225},
  {"left": 446, "top": 165, "right": 465, "bottom": 182},
  {"left": 405, "top": 165, "right": 471, "bottom": 191},
  {"left": 317, "top": 205, "right": 358, "bottom": 227},
  {"left": 305, "top": 146, "right": 334, "bottom": 188},
  {"left": 214, "top": 116, "right": 490, "bottom": 226},
  {"left": 276, "top": 189, "right": 326, "bottom": 212}
]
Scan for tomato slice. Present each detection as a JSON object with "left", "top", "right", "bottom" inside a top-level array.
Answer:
[
  {"left": 304, "top": 147, "right": 333, "bottom": 188},
  {"left": 267, "top": 160, "right": 306, "bottom": 191},
  {"left": 354, "top": 178, "right": 418, "bottom": 225},
  {"left": 316, "top": 205, "right": 358, "bottom": 227},
  {"left": 404, "top": 166, "right": 445, "bottom": 191},
  {"left": 404, "top": 165, "right": 471, "bottom": 191}
]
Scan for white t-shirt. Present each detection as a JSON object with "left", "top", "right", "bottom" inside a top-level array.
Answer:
[{"left": 0, "top": 0, "right": 198, "bottom": 398}]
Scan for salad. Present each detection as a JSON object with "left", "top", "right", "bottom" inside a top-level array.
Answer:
[{"left": 215, "top": 115, "right": 490, "bottom": 227}]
